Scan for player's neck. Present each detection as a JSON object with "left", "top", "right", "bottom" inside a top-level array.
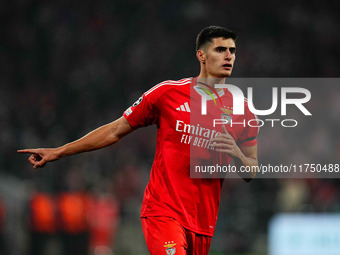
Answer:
[{"left": 196, "top": 75, "right": 226, "bottom": 92}]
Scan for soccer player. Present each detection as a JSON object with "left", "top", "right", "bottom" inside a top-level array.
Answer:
[{"left": 18, "top": 26, "right": 259, "bottom": 255}]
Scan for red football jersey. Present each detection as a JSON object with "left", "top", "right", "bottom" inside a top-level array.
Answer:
[{"left": 123, "top": 77, "right": 258, "bottom": 236}]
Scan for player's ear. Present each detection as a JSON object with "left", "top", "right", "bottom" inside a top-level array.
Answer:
[{"left": 196, "top": 49, "right": 205, "bottom": 64}]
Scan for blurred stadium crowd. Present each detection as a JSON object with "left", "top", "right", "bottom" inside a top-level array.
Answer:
[{"left": 0, "top": 0, "right": 340, "bottom": 254}]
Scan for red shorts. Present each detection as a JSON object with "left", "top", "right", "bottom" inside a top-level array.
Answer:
[{"left": 141, "top": 216, "right": 211, "bottom": 255}]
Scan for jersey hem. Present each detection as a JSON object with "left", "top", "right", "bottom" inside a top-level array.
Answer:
[
  {"left": 238, "top": 139, "right": 257, "bottom": 147},
  {"left": 123, "top": 114, "right": 137, "bottom": 128},
  {"left": 140, "top": 213, "right": 214, "bottom": 237}
]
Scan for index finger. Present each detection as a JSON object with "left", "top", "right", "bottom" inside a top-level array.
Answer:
[
  {"left": 222, "top": 125, "right": 234, "bottom": 136},
  {"left": 17, "top": 149, "right": 39, "bottom": 154}
]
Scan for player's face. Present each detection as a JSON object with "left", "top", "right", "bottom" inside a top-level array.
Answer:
[{"left": 201, "top": 37, "right": 236, "bottom": 78}]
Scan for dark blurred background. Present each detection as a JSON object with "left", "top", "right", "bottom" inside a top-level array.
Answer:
[{"left": 1, "top": 0, "right": 340, "bottom": 254}]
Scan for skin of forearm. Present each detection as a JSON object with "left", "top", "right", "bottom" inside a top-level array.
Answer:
[
  {"left": 233, "top": 146, "right": 258, "bottom": 180},
  {"left": 57, "top": 121, "right": 121, "bottom": 158}
]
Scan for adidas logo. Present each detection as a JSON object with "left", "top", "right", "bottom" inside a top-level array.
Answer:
[{"left": 176, "top": 102, "right": 191, "bottom": 112}]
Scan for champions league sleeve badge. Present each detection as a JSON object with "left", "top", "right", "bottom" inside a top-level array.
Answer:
[{"left": 132, "top": 95, "right": 143, "bottom": 107}]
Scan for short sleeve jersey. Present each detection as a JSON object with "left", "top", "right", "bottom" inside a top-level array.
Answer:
[{"left": 123, "top": 78, "right": 258, "bottom": 236}]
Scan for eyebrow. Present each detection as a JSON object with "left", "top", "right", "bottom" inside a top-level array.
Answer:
[{"left": 215, "top": 46, "right": 237, "bottom": 52}]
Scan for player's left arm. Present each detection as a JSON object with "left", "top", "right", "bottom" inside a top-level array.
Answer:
[
  {"left": 210, "top": 125, "right": 258, "bottom": 182},
  {"left": 233, "top": 144, "right": 257, "bottom": 182}
]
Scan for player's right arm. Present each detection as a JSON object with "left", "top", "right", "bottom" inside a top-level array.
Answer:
[{"left": 17, "top": 116, "right": 134, "bottom": 169}]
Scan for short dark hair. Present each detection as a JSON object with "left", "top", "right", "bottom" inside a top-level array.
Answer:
[{"left": 196, "top": 26, "right": 237, "bottom": 51}]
